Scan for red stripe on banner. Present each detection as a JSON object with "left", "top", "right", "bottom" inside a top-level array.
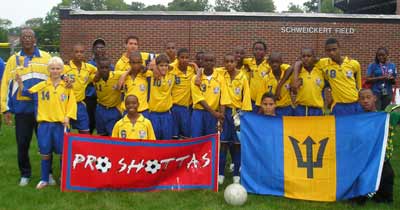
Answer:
[{"left": 61, "top": 133, "right": 219, "bottom": 192}]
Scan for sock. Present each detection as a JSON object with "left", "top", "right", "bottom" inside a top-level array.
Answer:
[
  {"left": 219, "top": 146, "right": 228, "bottom": 176},
  {"left": 49, "top": 155, "right": 53, "bottom": 175},
  {"left": 233, "top": 145, "right": 241, "bottom": 176},
  {"left": 41, "top": 159, "right": 50, "bottom": 182}
]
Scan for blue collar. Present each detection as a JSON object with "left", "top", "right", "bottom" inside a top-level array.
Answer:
[{"left": 20, "top": 46, "right": 41, "bottom": 57}]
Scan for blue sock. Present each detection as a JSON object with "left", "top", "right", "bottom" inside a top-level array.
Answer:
[
  {"left": 233, "top": 146, "right": 241, "bottom": 176},
  {"left": 219, "top": 147, "right": 227, "bottom": 176},
  {"left": 49, "top": 155, "right": 53, "bottom": 175},
  {"left": 41, "top": 159, "right": 50, "bottom": 182}
]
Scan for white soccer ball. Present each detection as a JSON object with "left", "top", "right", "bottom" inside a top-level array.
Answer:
[
  {"left": 145, "top": 160, "right": 161, "bottom": 174},
  {"left": 224, "top": 183, "right": 247, "bottom": 206},
  {"left": 95, "top": 156, "right": 112, "bottom": 173}
]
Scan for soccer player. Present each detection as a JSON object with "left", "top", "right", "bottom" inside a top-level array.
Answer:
[
  {"left": 259, "top": 92, "right": 277, "bottom": 116},
  {"left": 86, "top": 38, "right": 114, "bottom": 134},
  {"left": 255, "top": 52, "right": 293, "bottom": 116},
  {"left": 17, "top": 57, "right": 77, "bottom": 189},
  {"left": 191, "top": 52, "right": 231, "bottom": 137},
  {"left": 358, "top": 88, "right": 395, "bottom": 204},
  {"left": 218, "top": 53, "right": 251, "bottom": 185},
  {"left": 244, "top": 41, "right": 270, "bottom": 113},
  {"left": 121, "top": 51, "right": 150, "bottom": 118},
  {"left": 293, "top": 38, "right": 362, "bottom": 115},
  {"left": 233, "top": 46, "right": 249, "bottom": 81},
  {"left": 92, "top": 57, "right": 123, "bottom": 136},
  {"left": 63, "top": 43, "right": 97, "bottom": 134},
  {"left": 195, "top": 51, "right": 205, "bottom": 68},
  {"left": 115, "top": 35, "right": 154, "bottom": 71},
  {"left": 147, "top": 54, "right": 175, "bottom": 140},
  {"left": 292, "top": 48, "right": 325, "bottom": 116},
  {"left": 165, "top": 41, "right": 177, "bottom": 65},
  {"left": 112, "top": 95, "right": 155, "bottom": 140},
  {"left": 170, "top": 48, "right": 197, "bottom": 139},
  {"left": 1, "top": 28, "right": 52, "bottom": 186}
]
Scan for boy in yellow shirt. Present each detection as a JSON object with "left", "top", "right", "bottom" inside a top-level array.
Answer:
[
  {"left": 170, "top": 48, "right": 197, "bottom": 138},
  {"left": 17, "top": 57, "right": 77, "bottom": 189},
  {"left": 63, "top": 43, "right": 97, "bottom": 134},
  {"left": 218, "top": 53, "right": 252, "bottom": 184},
  {"left": 191, "top": 53, "right": 231, "bottom": 137},
  {"left": 92, "top": 57, "right": 124, "bottom": 136},
  {"left": 293, "top": 48, "right": 325, "bottom": 116},
  {"left": 112, "top": 95, "right": 155, "bottom": 140},
  {"left": 115, "top": 35, "right": 154, "bottom": 71}
]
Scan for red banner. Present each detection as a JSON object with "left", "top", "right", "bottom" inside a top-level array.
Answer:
[{"left": 61, "top": 134, "right": 219, "bottom": 192}]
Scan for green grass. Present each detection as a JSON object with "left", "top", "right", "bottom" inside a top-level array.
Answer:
[{"left": 0, "top": 124, "right": 398, "bottom": 210}]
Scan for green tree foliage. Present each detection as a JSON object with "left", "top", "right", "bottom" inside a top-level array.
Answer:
[
  {"left": 239, "top": 0, "right": 275, "bottom": 12},
  {"left": 129, "top": 1, "right": 145, "bottom": 11},
  {"left": 214, "top": 0, "right": 231, "bottom": 11},
  {"left": 0, "top": 18, "right": 12, "bottom": 42},
  {"left": 303, "top": 0, "right": 318, "bottom": 12},
  {"left": 143, "top": 4, "right": 168, "bottom": 11},
  {"left": 286, "top": 3, "right": 304, "bottom": 13},
  {"left": 168, "top": 0, "right": 211, "bottom": 11},
  {"left": 303, "top": 0, "right": 342, "bottom": 13}
]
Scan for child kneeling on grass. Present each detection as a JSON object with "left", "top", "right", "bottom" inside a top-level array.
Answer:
[{"left": 17, "top": 57, "right": 77, "bottom": 189}]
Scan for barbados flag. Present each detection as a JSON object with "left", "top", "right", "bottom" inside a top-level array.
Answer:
[{"left": 241, "top": 112, "right": 389, "bottom": 202}]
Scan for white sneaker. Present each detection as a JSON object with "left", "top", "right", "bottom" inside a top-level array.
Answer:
[
  {"left": 233, "top": 176, "right": 240, "bottom": 183},
  {"left": 218, "top": 175, "right": 225, "bottom": 185},
  {"left": 36, "top": 180, "right": 49, "bottom": 190},
  {"left": 49, "top": 174, "right": 57, "bottom": 186},
  {"left": 229, "top": 163, "right": 234, "bottom": 172},
  {"left": 19, "top": 177, "right": 30, "bottom": 186}
]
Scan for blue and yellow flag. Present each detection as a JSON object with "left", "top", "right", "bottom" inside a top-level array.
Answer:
[{"left": 240, "top": 112, "right": 389, "bottom": 202}]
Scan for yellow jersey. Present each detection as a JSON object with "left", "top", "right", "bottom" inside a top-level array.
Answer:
[
  {"left": 94, "top": 71, "right": 123, "bottom": 108},
  {"left": 27, "top": 79, "right": 77, "bottom": 122},
  {"left": 115, "top": 52, "right": 151, "bottom": 71},
  {"left": 112, "top": 114, "right": 156, "bottom": 140},
  {"left": 148, "top": 71, "right": 175, "bottom": 112},
  {"left": 316, "top": 57, "right": 361, "bottom": 103},
  {"left": 256, "top": 64, "right": 292, "bottom": 107},
  {"left": 220, "top": 68, "right": 252, "bottom": 111},
  {"left": 243, "top": 57, "right": 271, "bottom": 101},
  {"left": 123, "top": 72, "right": 150, "bottom": 112},
  {"left": 295, "top": 67, "right": 325, "bottom": 108},
  {"left": 170, "top": 65, "right": 195, "bottom": 107},
  {"left": 1, "top": 49, "right": 51, "bottom": 113},
  {"left": 191, "top": 70, "right": 231, "bottom": 110},
  {"left": 63, "top": 61, "right": 97, "bottom": 102}
]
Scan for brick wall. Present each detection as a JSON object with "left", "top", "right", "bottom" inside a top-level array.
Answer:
[{"left": 60, "top": 9, "right": 400, "bottom": 79}]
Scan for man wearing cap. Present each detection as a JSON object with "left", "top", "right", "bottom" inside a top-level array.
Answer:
[
  {"left": 1, "top": 28, "right": 52, "bottom": 186},
  {"left": 85, "top": 38, "right": 114, "bottom": 134}
]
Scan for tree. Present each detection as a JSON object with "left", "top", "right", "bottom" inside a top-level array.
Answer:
[
  {"left": 0, "top": 18, "right": 11, "bottom": 42},
  {"left": 168, "top": 0, "right": 211, "bottom": 11},
  {"left": 239, "top": 0, "right": 275, "bottom": 12},
  {"left": 303, "top": 0, "right": 318, "bottom": 13},
  {"left": 129, "top": 1, "right": 145, "bottom": 11},
  {"left": 143, "top": 4, "right": 168, "bottom": 11},
  {"left": 286, "top": 3, "right": 304, "bottom": 13},
  {"left": 214, "top": 0, "right": 231, "bottom": 11},
  {"left": 24, "top": 18, "right": 44, "bottom": 28}
]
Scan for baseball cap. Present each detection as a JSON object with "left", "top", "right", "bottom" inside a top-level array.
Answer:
[{"left": 92, "top": 38, "right": 106, "bottom": 47}]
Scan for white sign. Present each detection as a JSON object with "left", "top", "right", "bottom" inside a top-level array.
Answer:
[{"left": 281, "top": 26, "right": 355, "bottom": 34}]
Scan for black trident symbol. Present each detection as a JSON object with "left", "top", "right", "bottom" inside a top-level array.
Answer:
[{"left": 289, "top": 136, "right": 329, "bottom": 179}]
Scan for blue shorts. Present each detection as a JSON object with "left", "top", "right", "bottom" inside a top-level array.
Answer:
[
  {"left": 171, "top": 104, "right": 191, "bottom": 138},
  {"left": 70, "top": 102, "right": 90, "bottom": 131},
  {"left": 95, "top": 104, "right": 122, "bottom": 136},
  {"left": 37, "top": 122, "right": 64, "bottom": 155},
  {"left": 276, "top": 106, "right": 294, "bottom": 117},
  {"left": 148, "top": 111, "right": 173, "bottom": 140},
  {"left": 221, "top": 108, "right": 239, "bottom": 144},
  {"left": 191, "top": 109, "right": 217, "bottom": 138},
  {"left": 294, "top": 105, "right": 323, "bottom": 116},
  {"left": 332, "top": 102, "right": 363, "bottom": 116}
]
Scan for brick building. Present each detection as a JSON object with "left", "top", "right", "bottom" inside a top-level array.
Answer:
[{"left": 60, "top": 7, "right": 400, "bottom": 78}]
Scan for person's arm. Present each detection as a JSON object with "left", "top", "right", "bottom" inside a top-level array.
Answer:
[
  {"left": 291, "top": 60, "right": 303, "bottom": 94},
  {"left": 199, "top": 100, "right": 224, "bottom": 120},
  {"left": 147, "top": 120, "right": 156, "bottom": 140},
  {"left": 117, "top": 69, "right": 132, "bottom": 90},
  {"left": 92, "top": 70, "right": 102, "bottom": 83},
  {"left": 241, "top": 77, "right": 252, "bottom": 111},
  {"left": 276, "top": 66, "right": 293, "bottom": 100}
]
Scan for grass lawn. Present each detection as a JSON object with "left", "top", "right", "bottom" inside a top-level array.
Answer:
[{"left": 0, "top": 124, "right": 398, "bottom": 210}]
